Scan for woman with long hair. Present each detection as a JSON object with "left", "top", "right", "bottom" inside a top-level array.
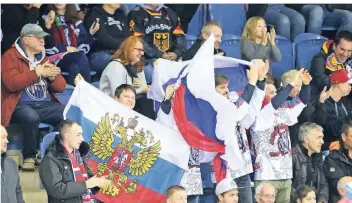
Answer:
[
  {"left": 293, "top": 185, "right": 317, "bottom": 203},
  {"left": 241, "top": 16, "right": 281, "bottom": 63},
  {"left": 42, "top": 4, "right": 99, "bottom": 85},
  {"left": 100, "top": 36, "right": 155, "bottom": 119}
]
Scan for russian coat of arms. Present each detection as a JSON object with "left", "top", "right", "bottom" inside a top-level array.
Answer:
[{"left": 88, "top": 113, "right": 161, "bottom": 196}]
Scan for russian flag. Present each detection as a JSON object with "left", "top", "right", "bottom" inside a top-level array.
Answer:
[
  {"left": 149, "top": 35, "right": 253, "bottom": 183},
  {"left": 63, "top": 81, "right": 190, "bottom": 203}
]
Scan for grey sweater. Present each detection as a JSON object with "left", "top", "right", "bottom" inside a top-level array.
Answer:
[
  {"left": 1, "top": 155, "right": 25, "bottom": 203},
  {"left": 99, "top": 60, "right": 147, "bottom": 97},
  {"left": 240, "top": 39, "right": 282, "bottom": 62}
]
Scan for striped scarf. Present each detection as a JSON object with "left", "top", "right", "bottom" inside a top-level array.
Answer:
[{"left": 62, "top": 145, "right": 95, "bottom": 203}]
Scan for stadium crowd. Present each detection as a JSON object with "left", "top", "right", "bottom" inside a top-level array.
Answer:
[{"left": 1, "top": 3, "right": 352, "bottom": 203}]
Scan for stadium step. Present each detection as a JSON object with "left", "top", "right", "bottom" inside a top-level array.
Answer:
[{"left": 19, "top": 170, "right": 47, "bottom": 203}]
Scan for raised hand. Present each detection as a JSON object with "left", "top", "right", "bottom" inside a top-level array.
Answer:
[
  {"left": 45, "top": 10, "right": 55, "bottom": 29},
  {"left": 89, "top": 18, "right": 100, "bottom": 35},
  {"left": 300, "top": 69, "right": 312, "bottom": 85},
  {"left": 319, "top": 86, "right": 331, "bottom": 103}
]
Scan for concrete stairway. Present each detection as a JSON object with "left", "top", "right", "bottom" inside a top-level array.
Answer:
[{"left": 20, "top": 170, "right": 47, "bottom": 203}]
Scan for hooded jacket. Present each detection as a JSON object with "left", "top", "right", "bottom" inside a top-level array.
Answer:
[
  {"left": 1, "top": 38, "right": 66, "bottom": 127},
  {"left": 39, "top": 134, "right": 99, "bottom": 203},
  {"left": 1, "top": 153, "right": 25, "bottom": 203},
  {"left": 84, "top": 6, "right": 129, "bottom": 54},
  {"left": 324, "top": 141, "right": 352, "bottom": 203}
]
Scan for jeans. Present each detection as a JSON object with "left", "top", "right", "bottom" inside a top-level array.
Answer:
[
  {"left": 89, "top": 51, "right": 112, "bottom": 75},
  {"left": 300, "top": 5, "right": 324, "bottom": 35},
  {"left": 187, "top": 195, "right": 200, "bottom": 203},
  {"left": 11, "top": 101, "right": 65, "bottom": 159},
  {"left": 57, "top": 52, "right": 91, "bottom": 85},
  {"left": 265, "top": 5, "right": 306, "bottom": 41},
  {"left": 234, "top": 174, "right": 253, "bottom": 203},
  {"left": 323, "top": 8, "right": 352, "bottom": 32},
  {"left": 199, "top": 186, "right": 217, "bottom": 203}
]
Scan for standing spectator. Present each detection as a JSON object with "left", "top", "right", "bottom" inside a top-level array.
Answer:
[
  {"left": 166, "top": 185, "right": 187, "bottom": 203},
  {"left": 165, "top": 4, "right": 200, "bottom": 34},
  {"left": 182, "top": 21, "right": 226, "bottom": 61},
  {"left": 254, "top": 183, "right": 276, "bottom": 203},
  {"left": 292, "top": 185, "right": 317, "bottom": 203},
  {"left": 1, "top": 125, "right": 25, "bottom": 203},
  {"left": 285, "top": 4, "right": 324, "bottom": 35},
  {"left": 1, "top": 24, "right": 66, "bottom": 171},
  {"left": 337, "top": 176, "right": 352, "bottom": 203},
  {"left": 323, "top": 5, "right": 352, "bottom": 33},
  {"left": 264, "top": 4, "right": 306, "bottom": 41},
  {"left": 324, "top": 121, "right": 352, "bottom": 203},
  {"left": 251, "top": 69, "right": 311, "bottom": 203},
  {"left": 39, "top": 120, "right": 110, "bottom": 203},
  {"left": 84, "top": 4, "right": 129, "bottom": 75},
  {"left": 41, "top": 4, "right": 99, "bottom": 85},
  {"left": 128, "top": 4, "right": 186, "bottom": 83},
  {"left": 318, "top": 70, "right": 352, "bottom": 146},
  {"left": 1, "top": 4, "right": 41, "bottom": 53},
  {"left": 241, "top": 17, "right": 281, "bottom": 63},
  {"left": 292, "top": 123, "right": 329, "bottom": 203},
  {"left": 99, "top": 36, "right": 154, "bottom": 119},
  {"left": 215, "top": 178, "right": 239, "bottom": 203}
]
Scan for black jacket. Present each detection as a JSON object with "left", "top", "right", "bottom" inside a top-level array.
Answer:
[
  {"left": 1, "top": 4, "right": 40, "bottom": 54},
  {"left": 292, "top": 144, "right": 329, "bottom": 203},
  {"left": 1, "top": 153, "right": 25, "bottom": 203},
  {"left": 84, "top": 6, "right": 129, "bottom": 54},
  {"left": 39, "top": 135, "right": 99, "bottom": 203},
  {"left": 127, "top": 5, "right": 186, "bottom": 59},
  {"left": 324, "top": 141, "right": 352, "bottom": 203},
  {"left": 182, "top": 39, "right": 226, "bottom": 61}
]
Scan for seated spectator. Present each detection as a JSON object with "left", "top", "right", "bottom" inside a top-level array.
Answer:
[
  {"left": 241, "top": 17, "right": 281, "bottom": 63},
  {"left": 39, "top": 120, "right": 110, "bottom": 202},
  {"left": 319, "top": 70, "right": 352, "bottom": 146},
  {"left": 84, "top": 4, "right": 129, "bottom": 75},
  {"left": 41, "top": 4, "right": 99, "bottom": 85},
  {"left": 254, "top": 183, "right": 276, "bottom": 203},
  {"left": 1, "top": 125, "right": 25, "bottom": 203},
  {"left": 128, "top": 4, "right": 186, "bottom": 83},
  {"left": 1, "top": 24, "right": 66, "bottom": 171},
  {"left": 182, "top": 21, "right": 225, "bottom": 61},
  {"left": 337, "top": 176, "right": 352, "bottom": 203},
  {"left": 292, "top": 122, "right": 328, "bottom": 203},
  {"left": 251, "top": 69, "right": 311, "bottom": 203},
  {"left": 324, "top": 121, "right": 352, "bottom": 203},
  {"left": 285, "top": 4, "right": 324, "bottom": 35},
  {"left": 215, "top": 178, "right": 239, "bottom": 203},
  {"left": 264, "top": 4, "right": 306, "bottom": 41},
  {"left": 322, "top": 5, "right": 352, "bottom": 33},
  {"left": 309, "top": 31, "right": 352, "bottom": 100},
  {"left": 292, "top": 184, "right": 317, "bottom": 203},
  {"left": 1, "top": 4, "right": 42, "bottom": 54},
  {"left": 99, "top": 36, "right": 154, "bottom": 119},
  {"left": 166, "top": 185, "right": 187, "bottom": 203}
]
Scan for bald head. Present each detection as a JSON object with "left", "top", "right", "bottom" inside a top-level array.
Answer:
[
  {"left": 1, "top": 125, "right": 9, "bottom": 153},
  {"left": 255, "top": 183, "right": 276, "bottom": 203},
  {"left": 338, "top": 176, "right": 352, "bottom": 197}
]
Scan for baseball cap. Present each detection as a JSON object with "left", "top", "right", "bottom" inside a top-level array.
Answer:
[
  {"left": 20, "top": 24, "right": 49, "bottom": 38},
  {"left": 215, "top": 178, "right": 238, "bottom": 195},
  {"left": 330, "top": 69, "right": 352, "bottom": 84}
]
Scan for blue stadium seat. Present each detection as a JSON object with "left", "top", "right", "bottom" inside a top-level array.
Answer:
[
  {"left": 56, "top": 84, "right": 75, "bottom": 105},
  {"left": 185, "top": 34, "right": 198, "bottom": 49},
  {"left": 294, "top": 33, "right": 328, "bottom": 70},
  {"left": 40, "top": 132, "right": 59, "bottom": 189},
  {"left": 219, "top": 34, "right": 241, "bottom": 59},
  {"left": 271, "top": 35, "right": 294, "bottom": 79},
  {"left": 91, "top": 82, "right": 100, "bottom": 89},
  {"left": 61, "top": 71, "right": 96, "bottom": 76},
  {"left": 208, "top": 4, "right": 246, "bottom": 36},
  {"left": 187, "top": 5, "right": 206, "bottom": 36},
  {"left": 322, "top": 25, "right": 338, "bottom": 31},
  {"left": 39, "top": 123, "right": 54, "bottom": 133}
]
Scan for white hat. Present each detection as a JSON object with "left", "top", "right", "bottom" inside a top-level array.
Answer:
[{"left": 215, "top": 178, "right": 238, "bottom": 195}]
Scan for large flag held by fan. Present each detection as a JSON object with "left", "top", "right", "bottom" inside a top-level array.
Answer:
[
  {"left": 148, "top": 35, "right": 254, "bottom": 183},
  {"left": 63, "top": 81, "right": 190, "bottom": 203}
]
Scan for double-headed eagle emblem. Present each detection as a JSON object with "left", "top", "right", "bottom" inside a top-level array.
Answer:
[{"left": 88, "top": 113, "right": 161, "bottom": 196}]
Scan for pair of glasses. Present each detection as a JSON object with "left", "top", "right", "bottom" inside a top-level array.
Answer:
[{"left": 134, "top": 48, "right": 144, "bottom": 53}]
